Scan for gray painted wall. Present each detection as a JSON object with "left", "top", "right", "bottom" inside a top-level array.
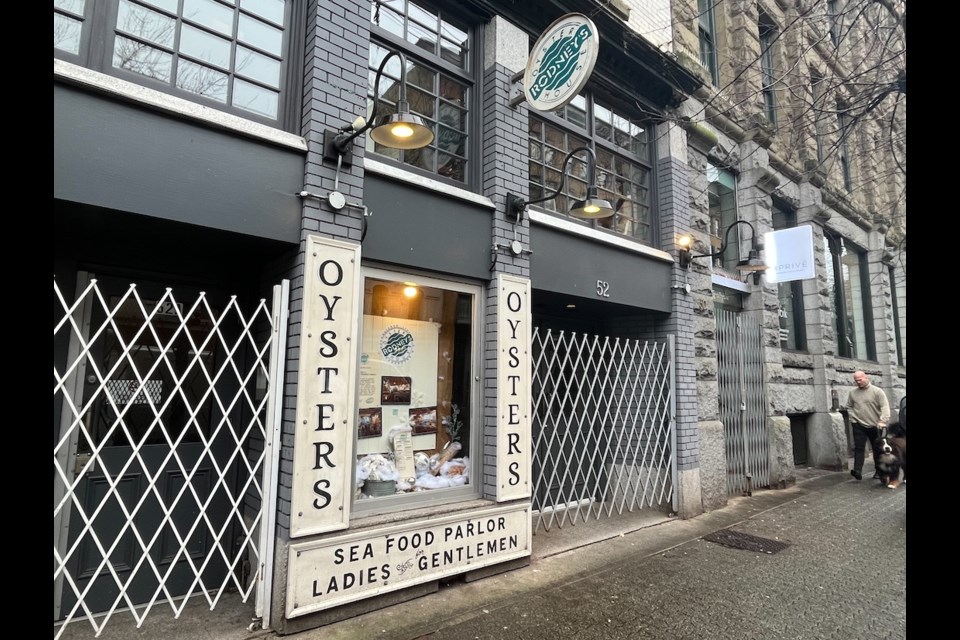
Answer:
[
  {"left": 530, "top": 226, "right": 673, "bottom": 312},
  {"left": 54, "top": 85, "right": 303, "bottom": 244},
  {"left": 363, "top": 175, "right": 493, "bottom": 279}
]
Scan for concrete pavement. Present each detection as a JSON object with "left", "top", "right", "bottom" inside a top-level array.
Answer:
[{"left": 56, "top": 459, "right": 906, "bottom": 640}]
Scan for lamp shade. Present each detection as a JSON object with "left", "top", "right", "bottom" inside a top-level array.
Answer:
[
  {"left": 370, "top": 112, "right": 434, "bottom": 149},
  {"left": 570, "top": 196, "right": 614, "bottom": 219}
]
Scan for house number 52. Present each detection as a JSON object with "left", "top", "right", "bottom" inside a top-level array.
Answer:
[{"left": 596, "top": 280, "right": 610, "bottom": 298}]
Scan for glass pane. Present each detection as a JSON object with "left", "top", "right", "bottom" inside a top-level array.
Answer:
[
  {"left": 408, "top": 2, "right": 438, "bottom": 32},
  {"left": 357, "top": 279, "right": 474, "bottom": 500},
  {"left": 529, "top": 118, "right": 542, "bottom": 139},
  {"left": 179, "top": 23, "right": 232, "bottom": 69},
  {"left": 437, "top": 152, "right": 465, "bottom": 181},
  {"left": 438, "top": 103, "right": 466, "bottom": 132},
  {"left": 440, "top": 37, "right": 465, "bottom": 68},
  {"left": 117, "top": 0, "right": 176, "bottom": 48},
  {"left": 183, "top": 0, "right": 234, "bottom": 36},
  {"left": 439, "top": 75, "right": 465, "bottom": 104},
  {"left": 240, "top": 0, "right": 284, "bottom": 25},
  {"left": 233, "top": 77, "right": 278, "bottom": 117},
  {"left": 406, "top": 86, "right": 435, "bottom": 119},
  {"left": 55, "top": 0, "right": 86, "bottom": 16},
  {"left": 113, "top": 35, "right": 173, "bottom": 81},
  {"left": 238, "top": 13, "right": 282, "bottom": 56},
  {"left": 529, "top": 140, "right": 542, "bottom": 162},
  {"left": 566, "top": 99, "right": 587, "bottom": 129},
  {"left": 176, "top": 58, "right": 228, "bottom": 102},
  {"left": 406, "top": 62, "right": 435, "bottom": 92},
  {"left": 371, "top": 3, "right": 403, "bottom": 37},
  {"left": 436, "top": 126, "right": 465, "bottom": 156},
  {"left": 235, "top": 45, "right": 281, "bottom": 88},
  {"left": 407, "top": 19, "right": 437, "bottom": 56},
  {"left": 54, "top": 13, "right": 83, "bottom": 54},
  {"left": 544, "top": 125, "right": 565, "bottom": 154},
  {"left": 439, "top": 17, "right": 466, "bottom": 44},
  {"left": 405, "top": 145, "right": 435, "bottom": 173}
]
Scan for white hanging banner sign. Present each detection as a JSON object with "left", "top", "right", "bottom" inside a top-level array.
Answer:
[
  {"left": 523, "top": 13, "right": 600, "bottom": 112},
  {"left": 764, "top": 226, "right": 817, "bottom": 283},
  {"left": 290, "top": 235, "right": 362, "bottom": 538},
  {"left": 496, "top": 274, "right": 531, "bottom": 501}
]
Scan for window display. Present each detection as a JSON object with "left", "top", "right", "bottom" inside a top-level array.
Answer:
[{"left": 354, "top": 274, "right": 476, "bottom": 504}]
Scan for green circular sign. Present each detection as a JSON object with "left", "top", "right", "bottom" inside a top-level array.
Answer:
[{"left": 523, "top": 13, "right": 600, "bottom": 112}]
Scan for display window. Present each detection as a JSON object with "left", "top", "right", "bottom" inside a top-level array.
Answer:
[{"left": 352, "top": 268, "right": 481, "bottom": 514}]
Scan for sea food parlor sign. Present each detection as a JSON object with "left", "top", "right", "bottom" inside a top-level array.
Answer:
[
  {"left": 523, "top": 13, "right": 600, "bottom": 112},
  {"left": 286, "top": 504, "right": 531, "bottom": 617},
  {"left": 290, "top": 235, "right": 362, "bottom": 538},
  {"left": 496, "top": 275, "right": 531, "bottom": 501}
]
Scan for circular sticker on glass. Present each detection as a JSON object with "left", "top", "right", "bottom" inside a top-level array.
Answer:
[
  {"left": 380, "top": 325, "right": 415, "bottom": 365},
  {"left": 523, "top": 13, "right": 600, "bottom": 112}
]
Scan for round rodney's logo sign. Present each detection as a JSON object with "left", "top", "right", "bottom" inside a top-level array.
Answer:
[
  {"left": 523, "top": 13, "right": 600, "bottom": 113},
  {"left": 380, "top": 325, "right": 414, "bottom": 365}
]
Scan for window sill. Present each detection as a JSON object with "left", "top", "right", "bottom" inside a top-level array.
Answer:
[
  {"left": 711, "top": 273, "right": 751, "bottom": 292},
  {"left": 350, "top": 497, "right": 496, "bottom": 532},
  {"left": 528, "top": 209, "right": 673, "bottom": 262},
  {"left": 54, "top": 59, "right": 308, "bottom": 152},
  {"left": 364, "top": 159, "right": 495, "bottom": 210}
]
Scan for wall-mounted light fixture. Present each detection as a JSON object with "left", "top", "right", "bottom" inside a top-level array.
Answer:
[
  {"left": 678, "top": 220, "right": 768, "bottom": 284},
  {"left": 505, "top": 146, "right": 613, "bottom": 223},
  {"left": 323, "top": 48, "right": 434, "bottom": 168}
]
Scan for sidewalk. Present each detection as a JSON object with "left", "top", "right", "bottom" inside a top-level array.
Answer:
[{"left": 57, "top": 459, "right": 906, "bottom": 640}]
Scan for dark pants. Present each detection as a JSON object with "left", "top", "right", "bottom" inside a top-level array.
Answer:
[{"left": 852, "top": 423, "right": 880, "bottom": 475}]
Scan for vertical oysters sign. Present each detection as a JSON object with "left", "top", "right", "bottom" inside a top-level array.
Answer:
[
  {"left": 496, "top": 274, "right": 531, "bottom": 501},
  {"left": 523, "top": 13, "right": 600, "bottom": 113},
  {"left": 290, "top": 235, "right": 361, "bottom": 538}
]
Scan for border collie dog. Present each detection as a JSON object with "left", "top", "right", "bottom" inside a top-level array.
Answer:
[{"left": 875, "top": 420, "right": 906, "bottom": 489}]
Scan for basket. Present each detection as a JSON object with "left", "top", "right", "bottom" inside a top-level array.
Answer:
[{"left": 363, "top": 479, "right": 397, "bottom": 497}]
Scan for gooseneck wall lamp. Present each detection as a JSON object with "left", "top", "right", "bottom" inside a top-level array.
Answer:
[
  {"left": 323, "top": 48, "right": 434, "bottom": 168},
  {"left": 505, "top": 146, "right": 614, "bottom": 223},
  {"left": 678, "top": 219, "right": 768, "bottom": 284}
]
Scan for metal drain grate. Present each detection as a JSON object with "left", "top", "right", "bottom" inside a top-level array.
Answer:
[{"left": 702, "top": 529, "right": 791, "bottom": 554}]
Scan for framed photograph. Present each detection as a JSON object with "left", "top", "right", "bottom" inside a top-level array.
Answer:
[
  {"left": 357, "top": 408, "right": 382, "bottom": 439},
  {"left": 380, "top": 376, "right": 412, "bottom": 405},
  {"left": 409, "top": 406, "right": 438, "bottom": 435}
]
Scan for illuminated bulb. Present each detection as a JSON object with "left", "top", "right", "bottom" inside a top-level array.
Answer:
[
  {"left": 391, "top": 123, "right": 414, "bottom": 138},
  {"left": 403, "top": 285, "right": 418, "bottom": 298},
  {"left": 583, "top": 203, "right": 600, "bottom": 214}
]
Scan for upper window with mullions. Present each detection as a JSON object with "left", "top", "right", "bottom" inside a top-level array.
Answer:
[
  {"left": 368, "top": 0, "right": 472, "bottom": 184},
  {"left": 529, "top": 95, "right": 653, "bottom": 244},
  {"left": 54, "top": 0, "right": 292, "bottom": 125}
]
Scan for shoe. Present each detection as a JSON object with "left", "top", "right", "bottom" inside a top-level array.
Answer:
[
  {"left": 873, "top": 472, "right": 880, "bottom": 479},
  {"left": 850, "top": 470, "right": 862, "bottom": 480}
]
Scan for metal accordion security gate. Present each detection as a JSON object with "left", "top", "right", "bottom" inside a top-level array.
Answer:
[
  {"left": 715, "top": 308, "right": 769, "bottom": 495},
  {"left": 530, "top": 330, "right": 676, "bottom": 533},
  {"left": 53, "top": 275, "right": 289, "bottom": 637}
]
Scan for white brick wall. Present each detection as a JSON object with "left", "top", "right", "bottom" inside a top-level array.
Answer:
[{"left": 623, "top": 0, "right": 673, "bottom": 51}]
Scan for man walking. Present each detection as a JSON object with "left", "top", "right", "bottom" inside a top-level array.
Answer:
[{"left": 846, "top": 370, "right": 890, "bottom": 481}]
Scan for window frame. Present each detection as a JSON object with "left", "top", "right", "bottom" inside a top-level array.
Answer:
[
  {"left": 53, "top": 0, "right": 301, "bottom": 130},
  {"left": 351, "top": 264, "right": 484, "bottom": 518},
  {"left": 707, "top": 160, "right": 741, "bottom": 272},
  {"left": 825, "top": 231, "right": 876, "bottom": 361},
  {"left": 889, "top": 264, "right": 904, "bottom": 366},
  {"left": 366, "top": 0, "right": 479, "bottom": 189},
  {"left": 827, "top": 0, "right": 841, "bottom": 47},
  {"left": 759, "top": 14, "right": 778, "bottom": 127},
  {"left": 810, "top": 71, "right": 826, "bottom": 163},
  {"left": 697, "top": 0, "right": 719, "bottom": 86},
  {"left": 772, "top": 203, "right": 807, "bottom": 352},
  {"left": 526, "top": 92, "right": 657, "bottom": 246},
  {"left": 837, "top": 109, "right": 853, "bottom": 191}
]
